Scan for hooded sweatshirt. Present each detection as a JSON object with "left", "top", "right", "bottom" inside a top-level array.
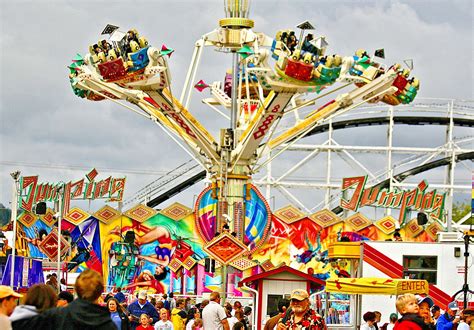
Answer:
[
  {"left": 14, "top": 299, "right": 116, "bottom": 330},
  {"left": 10, "top": 305, "right": 38, "bottom": 322}
]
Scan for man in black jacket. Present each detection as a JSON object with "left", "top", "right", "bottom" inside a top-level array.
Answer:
[{"left": 13, "top": 269, "right": 116, "bottom": 330}]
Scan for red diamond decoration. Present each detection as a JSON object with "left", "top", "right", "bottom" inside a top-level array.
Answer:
[
  {"left": 345, "top": 213, "right": 372, "bottom": 231},
  {"left": 159, "top": 202, "right": 192, "bottom": 221},
  {"left": 203, "top": 232, "right": 248, "bottom": 265},
  {"left": 273, "top": 205, "right": 306, "bottom": 224},
  {"left": 374, "top": 216, "right": 397, "bottom": 235},
  {"left": 38, "top": 229, "right": 70, "bottom": 261},
  {"left": 308, "top": 209, "right": 342, "bottom": 228},
  {"left": 40, "top": 208, "right": 57, "bottom": 227},
  {"left": 124, "top": 204, "right": 157, "bottom": 223}
]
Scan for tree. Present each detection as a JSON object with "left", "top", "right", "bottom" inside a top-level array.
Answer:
[
  {"left": 452, "top": 201, "right": 472, "bottom": 224},
  {"left": 0, "top": 203, "right": 11, "bottom": 226}
]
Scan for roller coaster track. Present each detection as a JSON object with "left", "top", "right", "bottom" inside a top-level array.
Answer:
[{"left": 136, "top": 111, "right": 473, "bottom": 208}]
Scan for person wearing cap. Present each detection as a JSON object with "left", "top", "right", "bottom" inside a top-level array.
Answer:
[
  {"left": 416, "top": 295, "right": 435, "bottom": 330},
  {"left": 57, "top": 291, "right": 74, "bottom": 307},
  {"left": 431, "top": 306, "right": 441, "bottom": 325},
  {"left": 436, "top": 301, "right": 460, "bottom": 330},
  {"left": 0, "top": 285, "right": 22, "bottom": 330},
  {"left": 277, "top": 289, "right": 326, "bottom": 330},
  {"left": 128, "top": 290, "right": 159, "bottom": 330},
  {"left": 386, "top": 313, "right": 399, "bottom": 330}
]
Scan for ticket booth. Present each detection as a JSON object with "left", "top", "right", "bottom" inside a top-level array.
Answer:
[{"left": 239, "top": 265, "right": 325, "bottom": 328}]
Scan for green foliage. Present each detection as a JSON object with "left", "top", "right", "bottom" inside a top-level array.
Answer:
[
  {"left": 0, "top": 203, "right": 11, "bottom": 226},
  {"left": 452, "top": 201, "right": 472, "bottom": 224}
]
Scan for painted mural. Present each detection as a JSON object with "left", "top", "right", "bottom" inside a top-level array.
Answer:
[{"left": 6, "top": 194, "right": 443, "bottom": 295}]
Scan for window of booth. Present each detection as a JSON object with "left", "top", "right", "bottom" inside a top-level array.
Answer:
[
  {"left": 403, "top": 255, "right": 437, "bottom": 284},
  {"left": 266, "top": 294, "right": 290, "bottom": 318}
]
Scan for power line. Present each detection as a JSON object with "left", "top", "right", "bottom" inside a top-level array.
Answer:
[{"left": 0, "top": 161, "right": 169, "bottom": 176}]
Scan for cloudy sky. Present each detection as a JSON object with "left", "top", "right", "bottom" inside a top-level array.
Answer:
[{"left": 0, "top": 0, "right": 472, "bottom": 214}]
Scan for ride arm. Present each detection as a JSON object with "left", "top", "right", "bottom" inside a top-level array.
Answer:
[
  {"left": 265, "top": 68, "right": 400, "bottom": 152},
  {"left": 231, "top": 91, "right": 294, "bottom": 163},
  {"left": 147, "top": 89, "right": 220, "bottom": 163}
]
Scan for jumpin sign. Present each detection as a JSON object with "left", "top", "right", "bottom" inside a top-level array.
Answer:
[
  {"left": 18, "top": 169, "right": 126, "bottom": 214},
  {"left": 340, "top": 175, "right": 446, "bottom": 223}
]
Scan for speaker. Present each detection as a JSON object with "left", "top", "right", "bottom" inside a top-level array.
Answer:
[
  {"left": 204, "top": 258, "right": 211, "bottom": 272},
  {"left": 417, "top": 212, "right": 428, "bottom": 225},
  {"left": 34, "top": 202, "right": 47, "bottom": 215}
]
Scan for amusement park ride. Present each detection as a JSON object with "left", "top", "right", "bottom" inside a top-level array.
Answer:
[{"left": 68, "top": 0, "right": 420, "bottom": 263}]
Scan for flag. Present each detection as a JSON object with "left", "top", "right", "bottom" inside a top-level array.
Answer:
[
  {"left": 194, "top": 80, "right": 209, "bottom": 92},
  {"left": 161, "top": 44, "right": 175, "bottom": 57},
  {"left": 237, "top": 45, "right": 254, "bottom": 59},
  {"left": 374, "top": 48, "right": 385, "bottom": 59}
]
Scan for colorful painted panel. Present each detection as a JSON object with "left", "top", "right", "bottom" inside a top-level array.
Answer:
[
  {"left": 94, "top": 205, "right": 120, "bottom": 224},
  {"left": 273, "top": 205, "right": 306, "bottom": 224},
  {"left": 64, "top": 207, "right": 90, "bottom": 226},
  {"left": 124, "top": 204, "right": 157, "bottom": 223},
  {"left": 345, "top": 213, "right": 372, "bottom": 231},
  {"left": 160, "top": 202, "right": 193, "bottom": 221},
  {"left": 195, "top": 185, "right": 271, "bottom": 253}
]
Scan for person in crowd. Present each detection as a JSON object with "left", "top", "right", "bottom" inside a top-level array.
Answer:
[
  {"left": 163, "top": 294, "right": 170, "bottom": 310},
  {"left": 137, "top": 313, "right": 153, "bottom": 330},
  {"left": 57, "top": 291, "right": 74, "bottom": 307},
  {"left": 458, "top": 309, "right": 474, "bottom": 330},
  {"left": 171, "top": 298, "right": 187, "bottom": 330},
  {"left": 243, "top": 306, "right": 252, "bottom": 330},
  {"left": 387, "top": 313, "right": 398, "bottom": 330},
  {"left": 156, "top": 300, "right": 164, "bottom": 311},
  {"left": 417, "top": 295, "right": 435, "bottom": 330},
  {"left": 115, "top": 287, "right": 126, "bottom": 304},
  {"left": 0, "top": 285, "right": 23, "bottom": 330},
  {"left": 128, "top": 290, "right": 159, "bottom": 330},
  {"left": 10, "top": 284, "right": 57, "bottom": 328},
  {"left": 104, "top": 293, "right": 115, "bottom": 304},
  {"left": 0, "top": 286, "right": 22, "bottom": 330},
  {"left": 277, "top": 289, "right": 326, "bottom": 330},
  {"left": 60, "top": 278, "right": 68, "bottom": 292},
  {"left": 202, "top": 291, "right": 230, "bottom": 330},
  {"left": 394, "top": 293, "right": 426, "bottom": 330},
  {"left": 326, "top": 307, "right": 340, "bottom": 324},
  {"left": 108, "top": 297, "right": 130, "bottom": 330},
  {"left": 375, "top": 311, "right": 382, "bottom": 330},
  {"left": 46, "top": 273, "right": 59, "bottom": 293},
  {"left": 191, "top": 318, "right": 202, "bottom": 330},
  {"left": 264, "top": 299, "right": 290, "bottom": 330},
  {"left": 431, "top": 306, "right": 441, "bottom": 325},
  {"left": 232, "top": 321, "right": 245, "bottom": 330},
  {"left": 168, "top": 293, "right": 176, "bottom": 311},
  {"left": 436, "top": 302, "right": 460, "bottom": 330},
  {"left": 185, "top": 307, "right": 200, "bottom": 330},
  {"left": 19, "top": 268, "right": 116, "bottom": 329},
  {"left": 232, "top": 301, "right": 242, "bottom": 316},
  {"left": 155, "top": 308, "right": 173, "bottom": 330},
  {"left": 227, "top": 308, "right": 239, "bottom": 329},
  {"left": 184, "top": 298, "right": 192, "bottom": 312},
  {"left": 361, "top": 312, "right": 377, "bottom": 330},
  {"left": 199, "top": 300, "right": 209, "bottom": 314}
]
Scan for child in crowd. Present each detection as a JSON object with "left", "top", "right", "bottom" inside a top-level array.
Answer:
[
  {"left": 154, "top": 308, "right": 173, "bottom": 330},
  {"left": 394, "top": 294, "right": 427, "bottom": 330},
  {"left": 137, "top": 313, "right": 153, "bottom": 330}
]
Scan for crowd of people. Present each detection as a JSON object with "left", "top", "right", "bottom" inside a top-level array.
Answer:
[
  {"left": 1, "top": 275, "right": 473, "bottom": 330},
  {"left": 358, "top": 294, "right": 474, "bottom": 330},
  {"left": 0, "top": 270, "right": 253, "bottom": 330}
]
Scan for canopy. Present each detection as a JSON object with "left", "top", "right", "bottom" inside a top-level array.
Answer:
[{"left": 326, "top": 278, "right": 429, "bottom": 295}]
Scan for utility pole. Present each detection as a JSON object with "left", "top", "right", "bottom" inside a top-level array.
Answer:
[{"left": 9, "top": 171, "right": 21, "bottom": 288}]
